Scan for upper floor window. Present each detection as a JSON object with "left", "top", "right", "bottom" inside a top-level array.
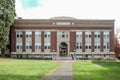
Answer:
[
  {"left": 94, "top": 32, "right": 100, "bottom": 38},
  {"left": 26, "top": 31, "right": 32, "bottom": 38},
  {"left": 35, "top": 31, "right": 41, "bottom": 38},
  {"left": 44, "top": 31, "right": 50, "bottom": 38},
  {"left": 59, "top": 31, "right": 68, "bottom": 38},
  {"left": 16, "top": 31, "right": 22, "bottom": 38},
  {"left": 76, "top": 32, "right": 82, "bottom": 38},
  {"left": 103, "top": 32, "right": 109, "bottom": 38},
  {"left": 16, "top": 42, "right": 22, "bottom": 49},
  {"left": 35, "top": 42, "right": 41, "bottom": 49},
  {"left": 26, "top": 42, "right": 32, "bottom": 49},
  {"left": 85, "top": 32, "right": 91, "bottom": 38}
]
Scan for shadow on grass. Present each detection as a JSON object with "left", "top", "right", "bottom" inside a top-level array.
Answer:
[
  {"left": 92, "top": 60, "right": 120, "bottom": 69},
  {"left": 74, "top": 60, "right": 120, "bottom": 80}
]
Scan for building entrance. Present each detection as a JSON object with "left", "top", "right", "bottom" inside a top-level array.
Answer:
[{"left": 59, "top": 42, "right": 68, "bottom": 56}]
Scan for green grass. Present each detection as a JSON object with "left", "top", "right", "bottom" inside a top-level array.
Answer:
[
  {"left": 73, "top": 60, "right": 120, "bottom": 80},
  {"left": 0, "top": 58, "right": 60, "bottom": 80}
]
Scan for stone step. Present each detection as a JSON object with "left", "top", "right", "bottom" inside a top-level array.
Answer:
[{"left": 54, "top": 56, "right": 73, "bottom": 60}]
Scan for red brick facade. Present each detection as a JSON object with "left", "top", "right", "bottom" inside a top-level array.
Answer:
[
  {"left": 51, "top": 31, "right": 57, "bottom": 52},
  {"left": 41, "top": 31, "right": 44, "bottom": 52},
  {"left": 91, "top": 32, "right": 94, "bottom": 52},
  {"left": 10, "top": 17, "right": 115, "bottom": 59},
  {"left": 70, "top": 31, "right": 76, "bottom": 52},
  {"left": 32, "top": 31, "right": 35, "bottom": 52},
  {"left": 22, "top": 31, "right": 26, "bottom": 52},
  {"left": 82, "top": 32, "right": 85, "bottom": 52}
]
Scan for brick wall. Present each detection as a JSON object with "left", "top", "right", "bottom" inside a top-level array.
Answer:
[
  {"left": 82, "top": 32, "right": 85, "bottom": 52},
  {"left": 91, "top": 32, "right": 94, "bottom": 52},
  {"left": 32, "top": 31, "right": 35, "bottom": 52},
  {"left": 100, "top": 32, "right": 103, "bottom": 52},
  {"left": 41, "top": 31, "right": 44, "bottom": 52},
  {"left": 51, "top": 31, "right": 57, "bottom": 52},
  {"left": 11, "top": 27, "right": 16, "bottom": 52},
  {"left": 70, "top": 31, "right": 76, "bottom": 52}
]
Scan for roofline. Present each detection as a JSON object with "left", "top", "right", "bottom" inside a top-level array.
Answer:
[{"left": 15, "top": 19, "right": 115, "bottom": 21}]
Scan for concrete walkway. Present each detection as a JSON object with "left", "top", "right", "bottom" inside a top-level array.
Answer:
[{"left": 40, "top": 61, "right": 74, "bottom": 80}]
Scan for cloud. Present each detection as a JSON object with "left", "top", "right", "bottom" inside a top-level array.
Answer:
[{"left": 15, "top": 0, "right": 120, "bottom": 31}]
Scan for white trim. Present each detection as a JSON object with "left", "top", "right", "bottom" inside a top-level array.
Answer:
[{"left": 15, "top": 30, "right": 57, "bottom": 32}]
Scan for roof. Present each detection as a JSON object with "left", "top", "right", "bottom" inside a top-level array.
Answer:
[{"left": 13, "top": 16, "right": 115, "bottom": 28}]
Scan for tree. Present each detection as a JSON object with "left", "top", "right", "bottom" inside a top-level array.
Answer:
[{"left": 0, "top": 0, "right": 16, "bottom": 54}]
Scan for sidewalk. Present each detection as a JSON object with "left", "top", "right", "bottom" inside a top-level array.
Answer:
[{"left": 40, "top": 61, "right": 74, "bottom": 80}]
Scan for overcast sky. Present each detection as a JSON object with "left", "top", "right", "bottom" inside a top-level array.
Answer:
[{"left": 15, "top": 0, "right": 120, "bottom": 32}]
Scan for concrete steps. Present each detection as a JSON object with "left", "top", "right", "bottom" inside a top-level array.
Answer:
[{"left": 53, "top": 56, "right": 73, "bottom": 60}]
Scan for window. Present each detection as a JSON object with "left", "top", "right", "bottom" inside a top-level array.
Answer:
[
  {"left": 44, "top": 42, "right": 50, "bottom": 49},
  {"left": 85, "top": 42, "right": 91, "bottom": 49},
  {"left": 26, "top": 31, "right": 32, "bottom": 38},
  {"left": 44, "top": 31, "right": 50, "bottom": 38},
  {"left": 16, "top": 42, "right": 22, "bottom": 49},
  {"left": 94, "top": 32, "right": 100, "bottom": 38},
  {"left": 94, "top": 42, "right": 100, "bottom": 50},
  {"left": 76, "top": 32, "right": 82, "bottom": 38},
  {"left": 35, "top": 31, "right": 41, "bottom": 38},
  {"left": 26, "top": 42, "right": 32, "bottom": 49},
  {"left": 35, "top": 42, "right": 41, "bottom": 49},
  {"left": 103, "top": 32, "right": 109, "bottom": 38},
  {"left": 59, "top": 31, "right": 68, "bottom": 38},
  {"left": 76, "top": 42, "right": 82, "bottom": 49},
  {"left": 85, "top": 32, "right": 91, "bottom": 38},
  {"left": 16, "top": 31, "right": 22, "bottom": 38},
  {"left": 62, "top": 31, "right": 65, "bottom": 38},
  {"left": 104, "top": 42, "right": 109, "bottom": 49}
]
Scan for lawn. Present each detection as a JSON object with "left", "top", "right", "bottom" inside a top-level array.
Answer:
[
  {"left": 0, "top": 58, "right": 60, "bottom": 80},
  {"left": 73, "top": 60, "right": 120, "bottom": 80}
]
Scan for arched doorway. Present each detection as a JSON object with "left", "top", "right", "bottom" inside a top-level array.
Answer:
[{"left": 59, "top": 42, "right": 68, "bottom": 56}]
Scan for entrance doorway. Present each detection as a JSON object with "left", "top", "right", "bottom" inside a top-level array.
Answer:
[{"left": 59, "top": 42, "right": 68, "bottom": 56}]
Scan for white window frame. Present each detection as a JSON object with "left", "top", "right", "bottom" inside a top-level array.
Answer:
[
  {"left": 35, "top": 42, "right": 41, "bottom": 49},
  {"left": 76, "top": 42, "right": 82, "bottom": 49},
  {"left": 44, "top": 42, "right": 50, "bottom": 49},
  {"left": 26, "top": 31, "right": 32, "bottom": 38},
  {"left": 26, "top": 42, "right": 32, "bottom": 49},
  {"left": 85, "top": 32, "right": 91, "bottom": 38},
  {"left": 16, "top": 31, "right": 22, "bottom": 38},
  {"left": 85, "top": 42, "right": 91, "bottom": 49},
  {"left": 103, "top": 32, "right": 109, "bottom": 38},
  {"left": 94, "top": 42, "right": 100, "bottom": 50},
  {"left": 76, "top": 32, "right": 82, "bottom": 38},
  {"left": 59, "top": 31, "right": 68, "bottom": 38},
  {"left": 16, "top": 42, "right": 22, "bottom": 49},
  {"left": 104, "top": 42, "right": 109, "bottom": 50},
  {"left": 44, "top": 31, "right": 50, "bottom": 38},
  {"left": 94, "top": 32, "right": 100, "bottom": 38},
  {"left": 35, "top": 31, "right": 41, "bottom": 38}
]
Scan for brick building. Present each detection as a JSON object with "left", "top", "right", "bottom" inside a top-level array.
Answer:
[
  {"left": 10, "top": 16, "right": 115, "bottom": 59},
  {"left": 115, "top": 32, "right": 120, "bottom": 59}
]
